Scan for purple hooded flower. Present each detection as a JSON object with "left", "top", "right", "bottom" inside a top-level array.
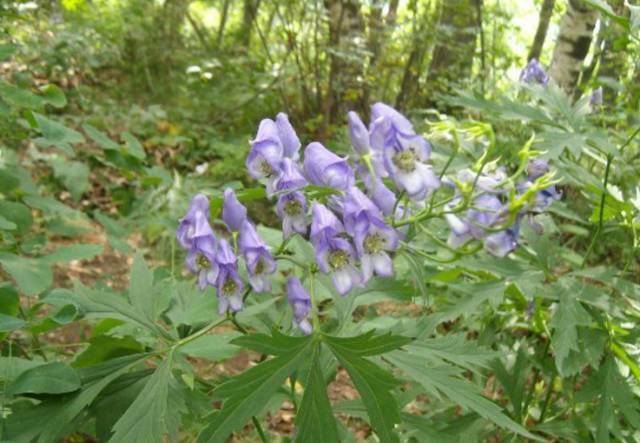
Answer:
[
  {"left": 176, "top": 193, "right": 210, "bottom": 249},
  {"left": 246, "top": 118, "right": 284, "bottom": 180},
  {"left": 239, "top": 221, "right": 276, "bottom": 293},
  {"left": 348, "top": 111, "right": 371, "bottom": 155},
  {"left": 519, "top": 59, "right": 549, "bottom": 85},
  {"left": 303, "top": 142, "right": 355, "bottom": 191},
  {"left": 369, "top": 103, "right": 439, "bottom": 201},
  {"left": 527, "top": 159, "right": 550, "bottom": 181},
  {"left": 185, "top": 211, "right": 219, "bottom": 290},
  {"left": 590, "top": 87, "right": 603, "bottom": 107},
  {"left": 222, "top": 188, "right": 248, "bottom": 232},
  {"left": 215, "top": 239, "right": 244, "bottom": 314},
  {"left": 445, "top": 194, "right": 504, "bottom": 249},
  {"left": 287, "top": 277, "right": 312, "bottom": 335},
  {"left": 276, "top": 191, "right": 307, "bottom": 239},
  {"left": 276, "top": 158, "right": 307, "bottom": 192},
  {"left": 343, "top": 187, "right": 399, "bottom": 282},
  {"left": 484, "top": 216, "right": 522, "bottom": 257},
  {"left": 276, "top": 113, "right": 301, "bottom": 160},
  {"left": 310, "top": 203, "right": 361, "bottom": 295}
]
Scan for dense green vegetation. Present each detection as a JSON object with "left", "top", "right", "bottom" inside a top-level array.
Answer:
[{"left": 1, "top": 0, "right": 639, "bottom": 442}]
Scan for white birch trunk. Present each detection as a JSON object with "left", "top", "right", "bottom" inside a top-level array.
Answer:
[{"left": 549, "top": 0, "right": 598, "bottom": 92}]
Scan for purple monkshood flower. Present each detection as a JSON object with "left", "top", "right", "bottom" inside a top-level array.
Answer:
[
  {"left": 356, "top": 162, "right": 397, "bottom": 216},
  {"left": 303, "top": 142, "right": 355, "bottom": 191},
  {"left": 527, "top": 159, "right": 550, "bottom": 181},
  {"left": 310, "top": 203, "right": 361, "bottom": 295},
  {"left": 239, "top": 221, "right": 276, "bottom": 293},
  {"left": 445, "top": 194, "right": 504, "bottom": 249},
  {"left": 343, "top": 187, "right": 399, "bottom": 282},
  {"left": 590, "top": 87, "right": 603, "bottom": 107},
  {"left": 348, "top": 111, "right": 371, "bottom": 155},
  {"left": 176, "top": 193, "right": 210, "bottom": 249},
  {"left": 520, "top": 59, "right": 549, "bottom": 85},
  {"left": 222, "top": 188, "right": 247, "bottom": 232},
  {"left": 276, "top": 158, "right": 307, "bottom": 191},
  {"left": 215, "top": 239, "right": 244, "bottom": 315},
  {"left": 185, "top": 211, "right": 219, "bottom": 290},
  {"left": 287, "top": 277, "right": 312, "bottom": 335},
  {"left": 369, "top": 102, "right": 440, "bottom": 201},
  {"left": 484, "top": 214, "right": 523, "bottom": 257},
  {"left": 246, "top": 118, "right": 284, "bottom": 180},
  {"left": 276, "top": 113, "right": 301, "bottom": 160},
  {"left": 277, "top": 192, "right": 308, "bottom": 239}
]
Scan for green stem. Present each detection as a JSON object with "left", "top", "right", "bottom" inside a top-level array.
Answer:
[
  {"left": 252, "top": 416, "right": 269, "bottom": 443},
  {"left": 582, "top": 153, "right": 612, "bottom": 267},
  {"left": 171, "top": 317, "right": 228, "bottom": 351}
]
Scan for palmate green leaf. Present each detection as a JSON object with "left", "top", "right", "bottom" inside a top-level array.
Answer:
[
  {"left": 406, "top": 335, "right": 497, "bottom": 371},
  {"left": 230, "top": 329, "right": 309, "bottom": 356},
  {"left": 387, "top": 351, "right": 540, "bottom": 441},
  {"left": 128, "top": 252, "right": 155, "bottom": 322},
  {"left": 180, "top": 332, "right": 241, "bottom": 361},
  {"left": 61, "top": 282, "right": 164, "bottom": 336},
  {"left": 27, "top": 354, "right": 149, "bottom": 443},
  {"left": 197, "top": 334, "right": 313, "bottom": 443},
  {"left": 109, "top": 356, "right": 184, "bottom": 443},
  {"left": 6, "top": 362, "right": 80, "bottom": 396},
  {"left": 577, "top": 357, "right": 640, "bottom": 443},
  {"left": 324, "top": 333, "right": 410, "bottom": 443},
  {"left": 550, "top": 288, "right": 592, "bottom": 377},
  {"left": 295, "top": 341, "right": 339, "bottom": 443}
]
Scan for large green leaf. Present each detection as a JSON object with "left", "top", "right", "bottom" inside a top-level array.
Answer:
[
  {"left": 295, "top": 340, "right": 339, "bottom": 443},
  {"left": 197, "top": 334, "right": 313, "bottom": 443},
  {"left": 128, "top": 252, "right": 155, "bottom": 321},
  {"left": 0, "top": 253, "right": 52, "bottom": 295},
  {"left": 32, "top": 113, "right": 84, "bottom": 152},
  {"left": 0, "top": 201, "right": 33, "bottom": 235},
  {"left": 406, "top": 335, "right": 496, "bottom": 371},
  {"left": 180, "top": 332, "right": 242, "bottom": 361},
  {"left": 324, "top": 332, "right": 410, "bottom": 443},
  {"left": 550, "top": 288, "right": 592, "bottom": 377},
  {"left": 42, "top": 244, "right": 103, "bottom": 264},
  {"left": 0, "top": 79, "right": 44, "bottom": 109},
  {"left": 6, "top": 362, "right": 80, "bottom": 395},
  {"left": 83, "top": 123, "right": 120, "bottom": 151},
  {"left": 387, "top": 351, "right": 540, "bottom": 440},
  {"left": 0, "top": 313, "right": 26, "bottom": 332},
  {"left": 109, "top": 357, "right": 184, "bottom": 443}
]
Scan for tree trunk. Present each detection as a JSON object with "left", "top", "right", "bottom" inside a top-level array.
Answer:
[
  {"left": 548, "top": 0, "right": 598, "bottom": 93},
  {"left": 595, "top": 0, "right": 628, "bottom": 105},
  {"left": 323, "top": 0, "right": 366, "bottom": 126},
  {"left": 425, "top": 0, "right": 478, "bottom": 108},
  {"left": 216, "top": 0, "right": 231, "bottom": 49},
  {"left": 528, "top": 0, "right": 556, "bottom": 61},
  {"left": 240, "top": 0, "right": 261, "bottom": 47}
]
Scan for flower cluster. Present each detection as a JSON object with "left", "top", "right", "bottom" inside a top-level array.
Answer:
[
  {"left": 176, "top": 189, "right": 276, "bottom": 314},
  {"left": 444, "top": 160, "right": 560, "bottom": 257},
  {"left": 180, "top": 102, "right": 560, "bottom": 334},
  {"left": 519, "top": 58, "right": 549, "bottom": 85}
]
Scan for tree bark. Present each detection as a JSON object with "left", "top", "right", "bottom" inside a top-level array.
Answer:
[
  {"left": 240, "top": 0, "right": 261, "bottom": 47},
  {"left": 528, "top": 0, "right": 556, "bottom": 62},
  {"left": 595, "top": 0, "right": 628, "bottom": 105},
  {"left": 548, "top": 0, "right": 598, "bottom": 93},
  {"left": 323, "top": 0, "right": 366, "bottom": 126},
  {"left": 424, "top": 0, "right": 477, "bottom": 108},
  {"left": 216, "top": 0, "right": 231, "bottom": 49}
]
